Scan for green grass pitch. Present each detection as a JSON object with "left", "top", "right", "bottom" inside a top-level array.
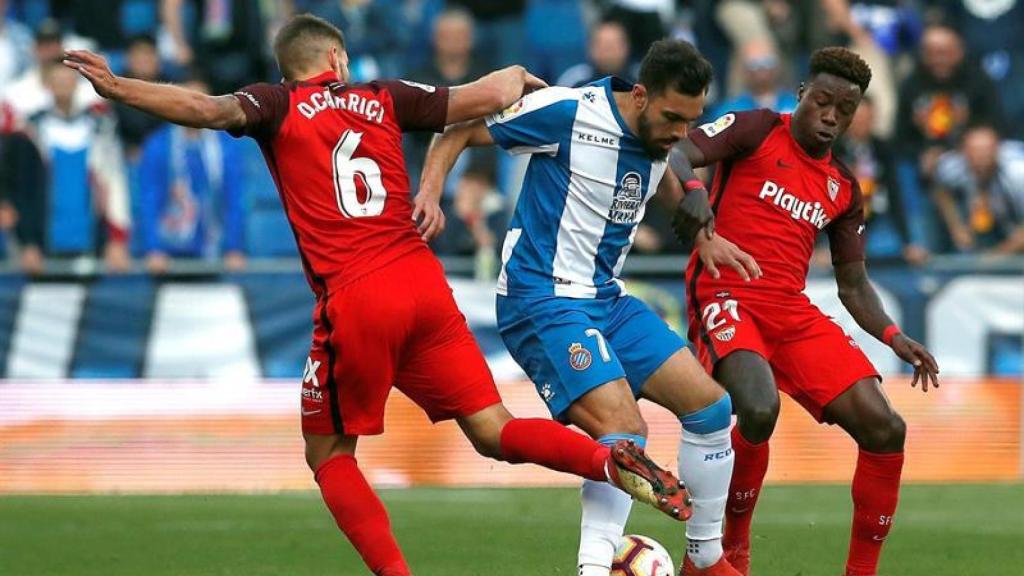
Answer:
[{"left": 2, "top": 484, "right": 1022, "bottom": 575}]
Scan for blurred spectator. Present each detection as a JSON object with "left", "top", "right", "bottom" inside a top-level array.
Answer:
[
  {"left": 896, "top": 23, "right": 1002, "bottom": 180},
  {"left": 847, "top": 0, "right": 924, "bottom": 60},
  {"left": 939, "top": 0, "right": 1024, "bottom": 139},
  {"left": 161, "top": 0, "right": 270, "bottom": 94},
  {"left": 60, "top": 0, "right": 161, "bottom": 58},
  {"left": 523, "top": 0, "right": 586, "bottom": 83},
  {"left": 299, "top": 0, "right": 408, "bottom": 80},
  {"left": 136, "top": 74, "right": 246, "bottom": 273},
  {"left": 932, "top": 125, "right": 1024, "bottom": 255},
  {"left": 710, "top": 38, "right": 797, "bottom": 118},
  {"left": 0, "top": 0, "right": 34, "bottom": 88},
  {"left": 603, "top": 0, "right": 670, "bottom": 63},
  {"left": 405, "top": 8, "right": 500, "bottom": 259},
  {"left": 113, "top": 35, "right": 166, "bottom": 158},
  {"left": 2, "top": 19, "right": 101, "bottom": 121},
  {"left": 29, "top": 62, "right": 131, "bottom": 271},
  {"left": 0, "top": 103, "right": 46, "bottom": 274},
  {"left": 714, "top": 0, "right": 776, "bottom": 97},
  {"left": 447, "top": 0, "right": 525, "bottom": 70},
  {"left": 556, "top": 19, "right": 636, "bottom": 87},
  {"left": 835, "top": 96, "right": 928, "bottom": 265}
]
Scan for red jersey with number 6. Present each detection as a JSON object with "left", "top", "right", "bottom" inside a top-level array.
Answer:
[{"left": 229, "top": 72, "right": 449, "bottom": 295}]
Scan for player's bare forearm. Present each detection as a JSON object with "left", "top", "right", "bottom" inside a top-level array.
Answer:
[
  {"left": 667, "top": 141, "right": 714, "bottom": 243},
  {"left": 447, "top": 66, "right": 547, "bottom": 124},
  {"left": 63, "top": 49, "right": 245, "bottom": 131},
  {"left": 419, "top": 119, "right": 494, "bottom": 200},
  {"left": 835, "top": 260, "right": 895, "bottom": 341},
  {"left": 118, "top": 79, "right": 244, "bottom": 130}
]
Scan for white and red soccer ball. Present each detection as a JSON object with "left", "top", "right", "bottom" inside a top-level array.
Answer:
[{"left": 611, "top": 534, "right": 674, "bottom": 576}]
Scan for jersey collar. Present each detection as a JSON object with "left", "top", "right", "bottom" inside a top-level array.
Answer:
[
  {"left": 600, "top": 76, "right": 638, "bottom": 140},
  {"left": 299, "top": 70, "right": 341, "bottom": 86}
]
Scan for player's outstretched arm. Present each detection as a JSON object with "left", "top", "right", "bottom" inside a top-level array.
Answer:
[
  {"left": 667, "top": 140, "right": 714, "bottom": 245},
  {"left": 414, "top": 119, "right": 495, "bottom": 241},
  {"left": 63, "top": 49, "right": 246, "bottom": 131},
  {"left": 446, "top": 66, "right": 547, "bottom": 125},
  {"left": 835, "top": 260, "right": 940, "bottom": 391}
]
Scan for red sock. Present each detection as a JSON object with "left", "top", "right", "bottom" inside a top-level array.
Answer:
[
  {"left": 723, "top": 426, "right": 770, "bottom": 551},
  {"left": 315, "top": 455, "right": 410, "bottom": 576},
  {"left": 499, "top": 418, "right": 609, "bottom": 482},
  {"left": 846, "top": 450, "right": 904, "bottom": 576}
]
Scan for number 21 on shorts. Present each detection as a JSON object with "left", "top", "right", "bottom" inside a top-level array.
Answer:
[{"left": 702, "top": 299, "right": 740, "bottom": 332}]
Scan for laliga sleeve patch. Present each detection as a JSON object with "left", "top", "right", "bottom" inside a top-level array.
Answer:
[
  {"left": 496, "top": 97, "right": 528, "bottom": 121},
  {"left": 698, "top": 113, "right": 736, "bottom": 137}
]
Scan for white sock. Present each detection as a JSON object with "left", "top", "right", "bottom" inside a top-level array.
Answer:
[
  {"left": 678, "top": 426, "right": 734, "bottom": 568},
  {"left": 578, "top": 478, "right": 633, "bottom": 574}
]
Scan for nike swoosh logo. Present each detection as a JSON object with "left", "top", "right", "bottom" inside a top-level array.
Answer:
[
  {"left": 301, "top": 409, "right": 322, "bottom": 416},
  {"left": 776, "top": 158, "right": 793, "bottom": 169},
  {"left": 729, "top": 507, "right": 751, "bottom": 515},
  {"left": 872, "top": 535, "right": 887, "bottom": 542}
]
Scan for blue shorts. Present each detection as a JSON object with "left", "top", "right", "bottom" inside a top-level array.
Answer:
[{"left": 496, "top": 294, "right": 687, "bottom": 419}]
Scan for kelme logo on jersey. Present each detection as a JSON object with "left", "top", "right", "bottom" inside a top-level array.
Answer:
[
  {"left": 608, "top": 172, "right": 644, "bottom": 223},
  {"left": 568, "top": 343, "right": 593, "bottom": 371},
  {"left": 758, "top": 180, "right": 831, "bottom": 229}
]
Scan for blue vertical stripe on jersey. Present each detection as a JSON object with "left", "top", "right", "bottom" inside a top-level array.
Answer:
[{"left": 501, "top": 101, "right": 579, "bottom": 297}]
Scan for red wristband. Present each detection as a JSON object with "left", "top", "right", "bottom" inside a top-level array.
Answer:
[
  {"left": 882, "top": 325, "right": 902, "bottom": 346},
  {"left": 682, "top": 179, "right": 705, "bottom": 193}
]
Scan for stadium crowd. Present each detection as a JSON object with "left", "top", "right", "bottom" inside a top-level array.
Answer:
[{"left": 0, "top": 0, "right": 1021, "bottom": 275}]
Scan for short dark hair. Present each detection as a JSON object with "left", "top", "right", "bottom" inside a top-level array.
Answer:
[
  {"left": 273, "top": 14, "right": 346, "bottom": 80},
  {"left": 638, "top": 39, "right": 713, "bottom": 97},
  {"left": 809, "top": 47, "right": 872, "bottom": 94}
]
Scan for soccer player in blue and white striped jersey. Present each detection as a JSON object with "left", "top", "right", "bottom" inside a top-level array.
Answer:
[{"left": 422, "top": 40, "right": 753, "bottom": 576}]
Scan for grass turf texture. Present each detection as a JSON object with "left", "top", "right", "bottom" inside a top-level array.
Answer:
[{"left": 2, "top": 484, "right": 1022, "bottom": 575}]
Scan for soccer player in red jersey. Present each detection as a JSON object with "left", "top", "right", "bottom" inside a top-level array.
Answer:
[
  {"left": 63, "top": 14, "right": 692, "bottom": 576},
  {"left": 668, "top": 48, "right": 941, "bottom": 576}
]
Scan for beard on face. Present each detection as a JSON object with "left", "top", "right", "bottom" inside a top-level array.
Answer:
[{"left": 637, "top": 110, "right": 672, "bottom": 160}]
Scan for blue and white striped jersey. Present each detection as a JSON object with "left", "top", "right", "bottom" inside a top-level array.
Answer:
[{"left": 486, "top": 77, "right": 667, "bottom": 299}]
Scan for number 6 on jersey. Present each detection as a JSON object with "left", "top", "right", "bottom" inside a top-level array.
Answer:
[{"left": 333, "top": 130, "right": 388, "bottom": 218}]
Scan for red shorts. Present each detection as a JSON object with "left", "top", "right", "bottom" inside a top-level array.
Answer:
[
  {"left": 301, "top": 249, "right": 501, "bottom": 436},
  {"left": 687, "top": 285, "right": 879, "bottom": 422}
]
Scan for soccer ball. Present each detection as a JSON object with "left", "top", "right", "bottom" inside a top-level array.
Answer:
[{"left": 611, "top": 534, "right": 675, "bottom": 576}]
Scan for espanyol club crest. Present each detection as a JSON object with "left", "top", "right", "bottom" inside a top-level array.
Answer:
[
  {"left": 714, "top": 325, "right": 737, "bottom": 342},
  {"left": 827, "top": 176, "right": 840, "bottom": 202},
  {"left": 568, "top": 342, "right": 593, "bottom": 371}
]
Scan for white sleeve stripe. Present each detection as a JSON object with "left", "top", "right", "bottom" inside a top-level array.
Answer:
[{"left": 507, "top": 143, "right": 560, "bottom": 156}]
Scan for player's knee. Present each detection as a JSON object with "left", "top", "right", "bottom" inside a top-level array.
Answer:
[
  {"left": 858, "top": 412, "right": 906, "bottom": 452},
  {"left": 303, "top": 434, "right": 354, "bottom": 473},
  {"left": 468, "top": 434, "right": 503, "bottom": 460},
  {"left": 736, "top": 399, "right": 779, "bottom": 444}
]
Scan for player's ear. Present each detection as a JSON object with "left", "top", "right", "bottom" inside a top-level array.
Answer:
[
  {"left": 797, "top": 82, "right": 806, "bottom": 101},
  {"left": 633, "top": 84, "right": 648, "bottom": 111}
]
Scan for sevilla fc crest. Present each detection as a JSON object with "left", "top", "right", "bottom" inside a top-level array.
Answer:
[
  {"left": 827, "top": 176, "right": 840, "bottom": 202},
  {"left": 714, "top": 326, "right": 737, "bottom": 342},
  {"left": 568, "top": 343, "right": 593, "bottom": 371}
]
